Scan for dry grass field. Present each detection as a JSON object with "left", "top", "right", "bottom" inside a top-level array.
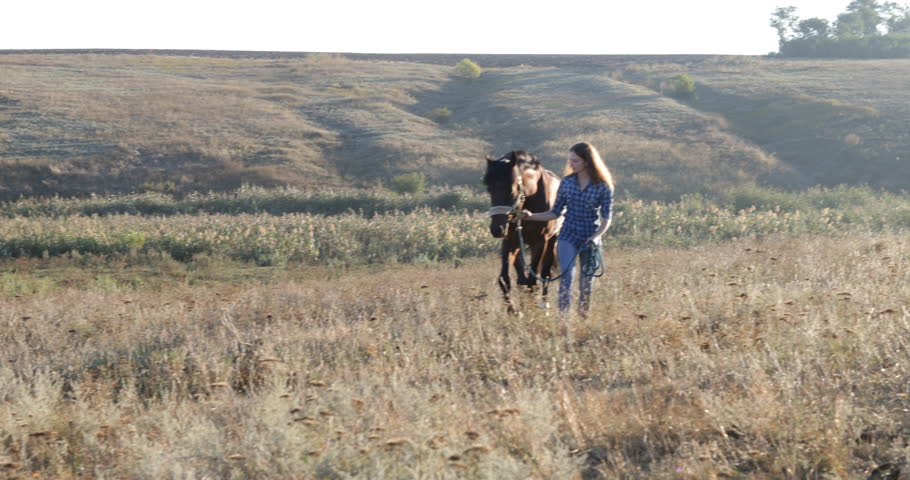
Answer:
[
  {"left": 1, "top": 233, "right": 908, "bottom": 478},
  {"left": 2, "top": 51, "right": 910, "bottom": 479}
]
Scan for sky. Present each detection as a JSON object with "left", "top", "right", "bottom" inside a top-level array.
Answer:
[{"left": 3, "top": 0, "right": 849, "bottom": 55}]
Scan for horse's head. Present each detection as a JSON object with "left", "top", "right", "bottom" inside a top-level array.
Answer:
[{"left": 483, "top": 150, "right": 540, "bottom": 238}]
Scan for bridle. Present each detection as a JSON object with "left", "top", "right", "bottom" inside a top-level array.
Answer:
[{"left": 485, "top": 167, "right": 526, "bottom": 220}]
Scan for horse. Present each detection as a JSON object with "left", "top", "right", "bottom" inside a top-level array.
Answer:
[{"left": 483, "top": 150, "right": 561, "bottom": 313}]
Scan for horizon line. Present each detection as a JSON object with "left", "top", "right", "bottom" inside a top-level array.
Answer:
[{"left": 0, "top": 48, "right": 768, "bottom": 58}]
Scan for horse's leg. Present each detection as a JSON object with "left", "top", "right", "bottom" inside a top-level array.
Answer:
[
  {"left": 539, "top": 236, "right": 557, "bottom": 312},
  {"left": 514, "top": 244, "right": 533, "bottom": 287},
  {"left": 523, "top": 238, "right": 547, "bottom": 312},
  {"left": 498, "top": 242, "right": 518, "bottom": 314},
  {"left": 524, "top": 237, "right": 546, "bottom": 292}
]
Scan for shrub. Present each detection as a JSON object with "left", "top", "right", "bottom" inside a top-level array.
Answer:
[
  {"left": 454, "top": 59, "right": 482, "bottom": 79},
  {"left": 667, "top": 73, "right": 696, "bottom": 98},
  {"left": 430, "top": 189, "right": 468, "bottom": 210},
  {"left": 721, "top": 185, "right": 809, "bottom": 213},
  {"left": 390, "top": 172, "right": 426, "bottom": 195},
  {"left": 141, "top": 181, "right": 177, "bottom": 195},
  {"left": 427, "top": 107, "right": 452, "bottom": 124}
]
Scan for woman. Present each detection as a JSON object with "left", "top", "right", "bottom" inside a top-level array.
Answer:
[{"left": 519, "top": 142, "right": 614, "bottom": 318}]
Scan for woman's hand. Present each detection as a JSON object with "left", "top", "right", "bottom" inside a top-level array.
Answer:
[{"left": 518, "top": 210, "right": 532, "bottom": 220}]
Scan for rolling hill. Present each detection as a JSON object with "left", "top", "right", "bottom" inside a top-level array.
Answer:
[
  {"left": 0, "top": 51, "right": 907, "bottom": 201},
  {"left": 604, "top": 57, "right": 910, "bottom": 191}
]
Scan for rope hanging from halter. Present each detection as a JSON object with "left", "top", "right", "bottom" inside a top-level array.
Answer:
[{"left": 515, "top": 216, "right": 604, "bottom": 283}]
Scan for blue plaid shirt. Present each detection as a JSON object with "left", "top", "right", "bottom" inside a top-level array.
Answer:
[{"left": 551, "top": 175, "right": 613, "bottom": 248}]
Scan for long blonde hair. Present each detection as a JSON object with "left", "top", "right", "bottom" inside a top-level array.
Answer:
[{"left": 565, "top": 142, "right": 614, "bottom": 191}]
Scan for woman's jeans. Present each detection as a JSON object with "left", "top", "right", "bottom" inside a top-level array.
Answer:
[{"left": 557, "top": 238, "right": 598, "bottom": 316}]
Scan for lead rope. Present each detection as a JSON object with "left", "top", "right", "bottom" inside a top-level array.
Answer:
[
  {"left": 487, "top": 176, "right": 604, "bottom": 286},
  {"left": 515, "top": 215, "right": 604, "bottom": 285}
]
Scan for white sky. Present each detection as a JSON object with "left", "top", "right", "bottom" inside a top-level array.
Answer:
[{"left": 3, "top": 0, "right": 849, "bottom": 55}]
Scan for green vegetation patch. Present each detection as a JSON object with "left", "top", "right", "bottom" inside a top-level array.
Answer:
[
  {"left": 0, "top": 186, "right": 484, "bottom": 218},
  {"left": 1, "top": 186, "right": 907, "bottom": 267}
]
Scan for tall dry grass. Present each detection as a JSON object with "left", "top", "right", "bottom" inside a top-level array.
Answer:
[
  {"left": 1, "top": 185, "right": 907, "bottom": 268},
  {"left": 1, "top": 233, "right": 908, "bottom": 478}
]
